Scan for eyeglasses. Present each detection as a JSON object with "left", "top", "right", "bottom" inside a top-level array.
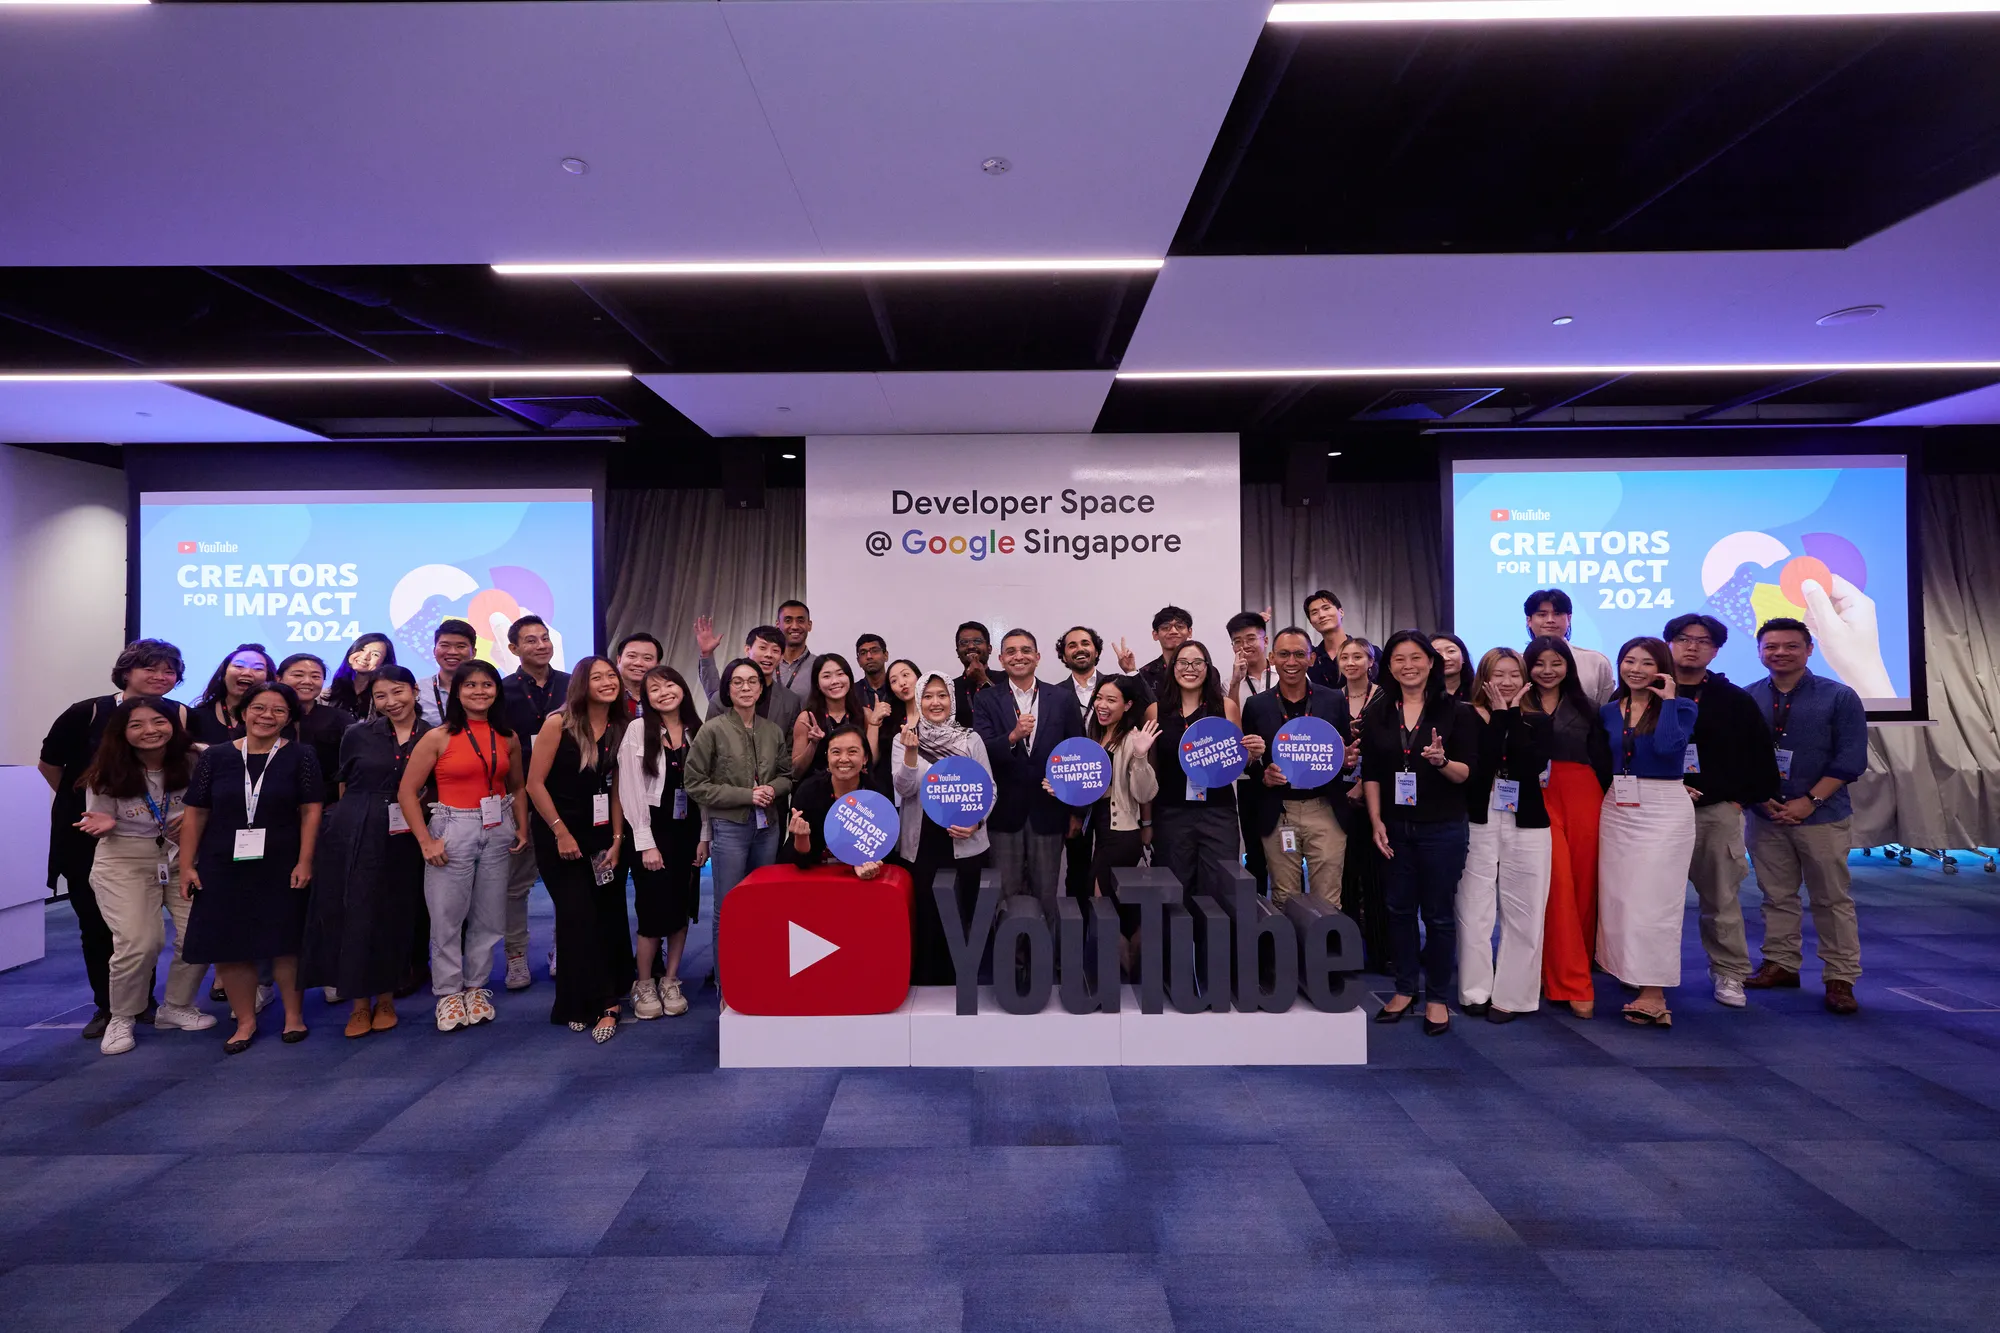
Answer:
[
  {"left": 1159, "top": 621, "right": 1191, "bottom": 633},
  {"left": 1671, "top": 635, "right": 1715, "bottom": 647}
]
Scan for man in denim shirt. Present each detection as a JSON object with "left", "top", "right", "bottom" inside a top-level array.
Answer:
[{"left": 1743, "top": 618, "right": 1869, "bottom": 1014}]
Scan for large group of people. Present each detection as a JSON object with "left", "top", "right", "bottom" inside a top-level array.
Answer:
[{"left": 38, "top": 584, "right": 1870, "bottom": 1057}]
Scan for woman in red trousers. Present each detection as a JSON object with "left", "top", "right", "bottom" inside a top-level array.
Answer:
[{"left": 1524, "top": 636, "right": 1611, "bottom": 1017}]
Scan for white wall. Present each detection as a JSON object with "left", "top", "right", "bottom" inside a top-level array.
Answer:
[{"left": 0, "top": 446, "right": 127, "bottom": 969}]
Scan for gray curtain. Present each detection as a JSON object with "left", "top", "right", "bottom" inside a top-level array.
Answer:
[
  {"left": 603, "top": 488, "right": 805, "bottom": 691},
  {"left": 1239, "top": 481, "right": 1443, "bottom": 643},
  {"left": 1850, "top": 473, "right": 2000, "bottom": 850}
]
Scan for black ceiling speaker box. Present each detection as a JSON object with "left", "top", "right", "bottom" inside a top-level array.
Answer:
[
  {"left": 1283, "top": 441, "right": 1330, "bottom": 508},
  {"left": 721, "top": 446, "right": 765, "bottom": 510}
]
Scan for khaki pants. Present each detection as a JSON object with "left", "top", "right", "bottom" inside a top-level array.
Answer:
[
  {"left": 90, "top": 835, "right": 207, "bottom": 1018},
  {"left": 1746, "top": 815, "right": 1862, "bottom": 983},
  {"left": 504, "top": 840, "right": 538, "bottom": 958},
  {"left": 1689, "top": 802, "right": 1752, "bottom": 981},
  {"left": 1263, "top": 798, "right": 1346, "bottom": 911}
]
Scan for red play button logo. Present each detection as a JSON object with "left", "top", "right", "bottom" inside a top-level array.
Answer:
[
  {"left": 719, "top": 865, "right": 912, "bottom": 1015},
  {"left": 177, "top": 540, "right": 197, "bottom": 553}
]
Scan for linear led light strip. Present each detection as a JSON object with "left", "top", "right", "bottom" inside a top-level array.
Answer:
[
  {"left": 492, "top": 258, "right": 1164, "bottom": 277},
  {"left": 0, "top": 367, "right": 630, "bottom": 383},
  {"left": 1117, "top": 360, "right": 2000, "bottom": 380},
  {"left": 1269, "top": 1, "right": 2000, "bottom": 22},
  {"left": 0, "top": 1, "right": 150, "bottom": 6}
]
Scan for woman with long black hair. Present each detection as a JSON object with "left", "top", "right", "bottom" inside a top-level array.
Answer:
[
  {"left": 327, "top": 632, "right": 396, "bottom": 720},
  {"left": 302, "top": 665, "right": 430, "bottom": 1038},
  {"left": 1084, "top": 675, "right": 1160, "bottom": 969},
  {"left": 1522, "top": 634, "right": 1614, "bottom": 1018},
  {"left": 1432, "top": 633, "right": 1474, "bottom": 703},
  {"left": 188, "top": 644, "right": 277, "bottom": 746},
  {"left": 870, "top": 657, "right": 922, "bottom": 793},
  {"left": 616, "top": 665, "right": 709, "bottom": 1020},
  {"left": 793, "top": 651, "right": 875, "bottom": 778},
  {"left": 891, "top": 673, "right": 994, "bottom": 983},
  {"left": 527, "top": 657, "right": 633, "bottom": 1042},
  {"left": 1146, "top": 640, "right": 1242, "bottom": 903},
  {"left": 398, "top": 660, "right": 529, "bottom": 1034},
  {"left": 1361, "top": 630, "right": 1478, "bottom": 1036}
]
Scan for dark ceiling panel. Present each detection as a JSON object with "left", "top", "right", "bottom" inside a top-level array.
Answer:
[{"left": 1176, "top": 18, "right": 2000, "bottom": 255}]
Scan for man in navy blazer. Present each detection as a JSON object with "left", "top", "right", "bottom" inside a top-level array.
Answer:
[
  {"left": 972, "top": 628, "right": 1086, "bottom": 917},
  {"left": 1240, "top": 626, "right": 1360, "bottom": 911}
]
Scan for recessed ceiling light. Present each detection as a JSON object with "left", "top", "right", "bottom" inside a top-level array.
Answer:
[
  {"left": 492, "top": 258, "right": 1164, "bottom": 277},
  {"left": 1817, "top": 305, "right": 1885, "bottom": 326},
  {"left": 1551, "top": 316, "right": 1575, "bottom": 326},
  {"left": 560, "top": 157, "right": 588, "bottom": 175},
  {"left": 1268, "top": 2, "right": 2000, "bottom": 23},
  {"left": 1326, "top": 451, "right": 1343, "bottom": 457},
  {"left": 780, "top": 452, "right": 799, "bottom": 460},
  {"left": 0, "top": 366, "right": 630, "bottom": 384},
  {"left": 1116, "top": 359, "right": 2000, "bottom": 381},
  {"left": 981, "top": 157, "right": 1012, "bottom": 176}
]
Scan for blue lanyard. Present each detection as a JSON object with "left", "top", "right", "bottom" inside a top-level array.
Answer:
[{"left": 140, "top": 788, "right": 171, "bottom": 846}]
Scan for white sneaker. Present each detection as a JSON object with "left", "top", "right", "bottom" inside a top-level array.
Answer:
[
  {"left": 1714, "top": 973, "right": 1747, "bottom": 1008},
  {"left": 435, "top": 992, "right": 469, "bottom": 1031},
  {"left": 505, "top": 953, "right": 531, "bottom": 991},
  {"left": 100, "top": 1015, "right": 137, "bottom": 1055},
  {"left": 322, "top": 986, "right": 341, "bottom": 1004},
  {"left": 255, "top": 984, "right": 275, "bottom": 1014},
  {"left": 659, "top": 978, "right": 689, "bottom": 1017},
  {"left": 464, "top": 988, "right": 496, "bottom": 1026},
  {"left": 633, "top": 978, "right": 663, "bottom": 1020},
  {"left": 153, "top": 1002, "right": 218, "bottom": 1032}
]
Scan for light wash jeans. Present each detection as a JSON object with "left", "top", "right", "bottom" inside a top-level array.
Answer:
[
  {"left": 425, "top": 806, "right": 515, "bottom": 995},
  {"left": 708, "top": 815, "right": 778, "bottom": 987}
]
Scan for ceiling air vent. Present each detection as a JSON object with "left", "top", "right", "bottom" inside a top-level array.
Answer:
[
  {"left": 490, "top": 395, "right": 638, "bottom": 429},
  {"left": 1353, "top": 387, "right": 1502, "bottom": 422}
]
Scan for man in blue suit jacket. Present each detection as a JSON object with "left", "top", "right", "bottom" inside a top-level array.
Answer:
[{"left": 972, "top": 628, "right": 1086, "bottom": 917}]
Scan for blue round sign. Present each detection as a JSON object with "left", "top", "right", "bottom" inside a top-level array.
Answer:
[
  {"left": 822, "top": 788, "right": 901, "bottom": 867},
  {"left": 1178, "top": 715, "right": 1248, "bottom": 789},
  {"left": 1271, "top": 714, "right": 1346, "bottom": 786},
  {"left": 1045, "top": 737, "right": 1113, "bottom": 807},
  {"left": 919, "top": 755, "right": 995, "bottom": 828}
]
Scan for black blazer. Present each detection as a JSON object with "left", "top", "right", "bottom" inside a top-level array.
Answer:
[
  {"left": 971, "top": 679, "right": 1087, "bottom": 836},
  {"left": 1241, "top": 682, "right": 1353, "bottom": 839},
  {"left": 1465, "top": 707, "right": 1555, "bottom": 829}
]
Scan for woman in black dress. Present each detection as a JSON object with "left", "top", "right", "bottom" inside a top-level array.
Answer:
[
  {"left": 526, "top": 657, "right": 633, "bottom": 1043},
  {"left": 179, "top": 681, "right": 325, "bottom": 1052},
  {"left": 301, "top": 665, "right": 429, "bottom": 1038},
  {"left": 616, "top": 666, "right": 709, "bottom": 1021},
  {"left": 186, "top": 644, "right": 277, "bottom": 747},
  {"left": 326, "top": 632, "right": 396, "bottom": 722}
]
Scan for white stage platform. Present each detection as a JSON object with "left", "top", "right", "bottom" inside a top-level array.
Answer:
[{"left": 720, "top": 986, "right": 1367, "bottom": 1068}]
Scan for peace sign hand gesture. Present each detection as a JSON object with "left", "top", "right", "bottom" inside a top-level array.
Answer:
[
  {"left": 1421, "top": 728, "right": 1447, "bottom": 768},
  {"left": 1113, "top": 637, "right": 1137, "bottom": 673}
]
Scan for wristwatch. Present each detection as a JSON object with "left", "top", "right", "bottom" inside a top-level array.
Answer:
[{"left": 1809, "top": 795, "right": 1826, "bottom": 808}]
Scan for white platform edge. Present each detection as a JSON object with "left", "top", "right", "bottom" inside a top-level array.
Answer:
[{"left": 720, "top": 986, "right": 1368, "bottom": 1068}]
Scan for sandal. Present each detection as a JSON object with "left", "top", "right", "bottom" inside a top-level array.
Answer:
[
  {"left": 1569, "top": 1001, "right": 1595, "bottom": 1019},
  {"left": 1622, "top": 1004, "right": 1672, "bottom": 1027}
]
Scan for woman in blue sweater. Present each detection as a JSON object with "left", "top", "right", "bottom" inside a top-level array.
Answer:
[{"left": 1597, "top": 635, "right": 1698, "bottom": 1027}]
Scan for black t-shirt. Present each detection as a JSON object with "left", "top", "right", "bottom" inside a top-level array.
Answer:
[
  {"left": 287, "top": 701, "right": 355, "bottom": 799},
  {"left": 1358, "top": 695, "right": 1480, "bottom": 823},
  {"left": 1464, "top": 707, "right": 1554, "bottom": 829}
]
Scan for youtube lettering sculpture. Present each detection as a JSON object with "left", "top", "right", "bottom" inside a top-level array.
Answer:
[{"left": 719, "top": 729, "right": 1366, "bottom": 1067}]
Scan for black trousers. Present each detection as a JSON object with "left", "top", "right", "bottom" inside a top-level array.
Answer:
[
  {"left": 1237, "top": 783, "right": 1268, "bottom": 894},
  {"left": 1063, "top": 821, "right": 1095, "bottom": 900},
  {"left": 56, "top": 839, "right": 117, "bottom": 1012}
]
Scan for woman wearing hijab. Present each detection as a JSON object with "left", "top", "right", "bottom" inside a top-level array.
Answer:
[{"left": 890, "top": 673, "right": 995, "bottom": 984}]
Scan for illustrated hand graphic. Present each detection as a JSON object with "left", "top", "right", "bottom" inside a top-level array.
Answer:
[{"left": 1799, "top": 575, "right": 1895, "bottom": 699}]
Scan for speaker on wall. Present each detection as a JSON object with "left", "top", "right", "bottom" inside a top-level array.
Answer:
[
  {"left": 721, "top": 446, "right": 765, "bottom": 510},
  {"left": 1283, "top": 442, "right": 1330, "bottom": 508}
]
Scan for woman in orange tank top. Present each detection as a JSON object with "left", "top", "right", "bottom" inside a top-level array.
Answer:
[{"left": 398, "top": 660, "right": 528, "bottom": 1034}]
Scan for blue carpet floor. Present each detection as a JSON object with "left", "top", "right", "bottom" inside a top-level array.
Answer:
[{"left": 2, "top": 852, "right": 1998, "bottom": 1331}]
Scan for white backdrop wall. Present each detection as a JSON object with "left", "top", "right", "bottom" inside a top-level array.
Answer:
[{"left": 804, "top": 435, "right": 1240, "bottom": 682}]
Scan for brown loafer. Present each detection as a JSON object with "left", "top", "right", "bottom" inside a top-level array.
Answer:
[
  {"left": 343, "top": 1008, "right": 373, "bottom": 1039},
  {"left": 371, "top": 999, "right": 399, "bottom": 1032},
  {"left": 1744, "top": 961, "right": 1801, "bottom": 989},
  {"left": 1823, "top": 980, "right": 1859, "bottom": 1015}
]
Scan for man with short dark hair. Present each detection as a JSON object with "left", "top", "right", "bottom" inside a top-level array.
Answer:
[
  {"left": 39, "top": 639, "right": 189, "bottom": 1037},
  {"left": 1303, "top": 589, "right": 1349, "bottom": 689},
  {"left": 1241, "top": 627, "right": 1357, "bottom": 911},
  {"left": 703, "top": 625, "right": 802, "bottom": 736},
  {"left": 1113, "top": 605, "right": 1193, "bottom": 703},
  {"left": 1056, "top": 625, "right": 1110, "bottom": 900},
  {"left": 1666, "top": 612, "right": 1781, "bottom": 1009},
  {"left": 775, "top": 600, "right": 817, "bottom": 696},
  {"left": 498, "top": 614, "right": 570, "bottom": 990},
  {"left": 952, "top": 620, "right": 995, "bottom": 726},
  {"left": 1743, "top": 617, "right": 1868, "bottom": 1014},
  {"left": 612, "top": 631, "right": 663, "bottom": 720},
  {"left": 853, "top": 633, "right": 889, "bottom": 710},
  {"left": 1226, "top": 609, "right": 1277, "bottom": 704},
  {"left": 972, "top": 628, "right": 1086, "bottom": 915},
  {"left": 417, "top": 619, "right": 478, "bottom": 725},
  {"left": 1524, "top": 589, "right": 1614, "bottom": 706}
]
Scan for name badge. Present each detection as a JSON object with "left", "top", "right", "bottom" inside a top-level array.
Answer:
[
  {"left": 387, "top": 802, "right": 411, "bottom": 835},
  {"left": 754, "top": 806, "right": 769, "bottom": 830},
  {"left": 233, "top": 827, "right": 267, "bottom": 861},
  {"left": 1394, "top": 770, "right": 1418, "bottom": 806},
  {"left": 1775, "top": 748, "right": 1794, "bottom": 779},
  {"left": 156, "top": 860, "right": 170, "bottom": 887},
  {"left": 1280, "top": 827, "right": 1298, "bottom": 854},
  {"left": 1539, "top": 762, "right": 1552, "bottom": 789},
  {"left": 479, "top": 794, "right": 506, "bottom": 829},
  {"left": 1492, "top": 779, "right": 1521, "bottom": 813},
  {"left": 672, "top": 789, "right": 688, "bottom": 820},
  {"left": 1683, "top": 744, "right": 1700, "bottom": 775},
  {"left": 591, "top": 792, "right": 611, "bottom": 826},
  {"left": 1186, "top": 779, "right": 1207, "bottom": 803},
  {"left": 1613, "top": 774, "right": 1642, "bottom": 808}
]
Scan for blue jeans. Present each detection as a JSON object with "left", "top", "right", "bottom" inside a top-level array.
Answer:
[
  {"left": 709, "top": 815, "right": 778, "bottom": 984},
  {"left": 1382, "top": 817, "right": 1470, "bottom": 1000}
]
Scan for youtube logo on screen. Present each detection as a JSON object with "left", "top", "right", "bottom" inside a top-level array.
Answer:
[{"left": 718, "top": 866, "right": 913, "bottom": 1015}]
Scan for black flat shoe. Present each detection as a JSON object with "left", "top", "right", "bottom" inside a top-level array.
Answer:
[
  {"left": 81, "top": 1009, "right": 111, "bottom": 1040},
  {"left": 1461, "top": 1000, "right": 1491, "bottom": 1017},
  {"left": 224, "top": 1034, "right": 254, "bottom": 1054},
  {"left": 1374, "top": 996, "right": 1416, "bottom": 1024},
  {"left": 281, "top": 1027, "right": 308, "bottom": 1044},
  {"left": 1486, "top": 1007, "right": 1520, "bottom": 1024}
]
